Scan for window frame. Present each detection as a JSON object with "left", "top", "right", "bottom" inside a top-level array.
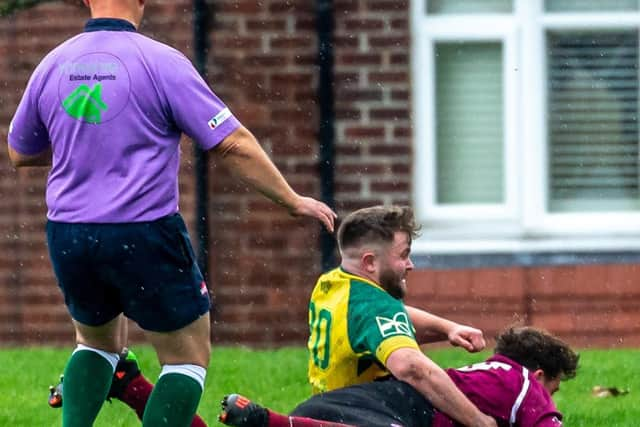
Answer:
[
  {"left": 411, "top": 0, "right": 640, "bottom": 253},
  {"left": 412, "top": 14, "right": 520, "bottom": 223}
]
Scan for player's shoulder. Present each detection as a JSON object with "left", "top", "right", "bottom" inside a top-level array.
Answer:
[
  {"left": 347, "top": 279, "right": 405, "bottom": 322},
  {"left": 311, "top": 268, "right": 353, "bottom": 302},
  {"left": 451, "top": 355, "right": 528, "bottom": 394},
  {"left": 314, "top": 268, "right": 368, "bottom": 292},
  {"left": 494, "top": 355, "right": 557, "bottom": 408},
  {"left": 326, "top": 269, "right": 388, "bottom": 297},
  {"left": 518, "top": 373, "right": 562, "bottom": 425},
  {"left": 349, "top": 278, "right": 397, "bottom": 305}
]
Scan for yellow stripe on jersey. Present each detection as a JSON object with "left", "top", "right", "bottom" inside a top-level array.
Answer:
[
  {"left": 376, "top": 335, "right": 420, "bottom": 366},
  {"left": 307, "top": 268, "right": 418, "bottom": 394}
]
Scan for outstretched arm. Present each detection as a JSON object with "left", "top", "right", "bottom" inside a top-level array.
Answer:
[
  {"left": 387, "top": 348, "right": 496, "bottom": 427},
  {"left": 212, "top": 125, "right": 337, "bottom": 232},
  {"left": 405, "top": 305, "right": 486, "bottom": 352}
]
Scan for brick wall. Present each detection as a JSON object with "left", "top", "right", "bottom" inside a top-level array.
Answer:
[
  {"left": 204, "top": 0, "right": 324, "bottom": 344},
  {"left": 1, "top": 1, "right": 639, "bottom": 348},
  {"left": 333, "top": 0, "right": 411, "bottom": 211},
  {"left": 407, "top": 264, "right": 640, "bottom": 349},
  {"left": 207, "top": 0, "right": 413, "bottom": 344},
  {"left": 1, "top": 2, "right": 81, "bottom": 344}
]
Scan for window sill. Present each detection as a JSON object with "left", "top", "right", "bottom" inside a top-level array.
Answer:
[{"left": 412, "top": 235, "right": 640, "bottom": 268}]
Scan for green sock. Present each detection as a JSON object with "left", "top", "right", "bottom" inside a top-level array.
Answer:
[
  {"left": 142, "top": 373, "right": 203, "bottom": 427},
  {"left": 62, "top": 350, "right": 114, "bottom": 427}
]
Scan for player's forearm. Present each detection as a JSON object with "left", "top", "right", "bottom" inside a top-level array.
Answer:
[
  {"left": 388, "top": 349, "right": 494, "bottom": 427},
  {"left": 413, "top": 371, "right": 492, "bottom": 427},
  {"left": 213, "top": 126, "right": 301, "bottom": 211},
  {"left": 405, "top": 305, "right": 457, "bottom": 344}
]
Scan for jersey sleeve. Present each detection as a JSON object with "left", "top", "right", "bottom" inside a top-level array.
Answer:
[
  {"left": 158, "top": 49, "right": 240, "bottom": 151},
  {"left": 532, "top": 414, "right": 564, "bottom": 427},
  {"left": 8, "top": 68, "right": 50, "bottom": 155},
  {"left": 348, "top": 283, "right": 420, "bottom": 366},
  {"left": 518, "top": 381, "right": 563, "bottom": 427}
]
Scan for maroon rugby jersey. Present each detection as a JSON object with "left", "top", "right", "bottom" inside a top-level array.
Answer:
[{"left": 433, "top": 354, "right": 563, "bottom": 427}]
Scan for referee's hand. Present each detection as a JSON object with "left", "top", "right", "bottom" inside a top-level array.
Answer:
[{"left": 290, "top": 196, "right": 337, "bottom": 233}]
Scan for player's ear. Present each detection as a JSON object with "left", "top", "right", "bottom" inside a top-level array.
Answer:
[
  {"left": 361, "top": 251, "right": 377, "bottom": 274},
  {"left": 532, "top": 369, "right": 545, "bottom": 381}
]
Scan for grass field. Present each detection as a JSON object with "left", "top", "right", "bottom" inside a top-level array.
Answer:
[{"left": 1, "top": 346, "right": 638, "bottom": 426}]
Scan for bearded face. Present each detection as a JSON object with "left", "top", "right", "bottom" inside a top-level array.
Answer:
[
  {"left": 376, "top": 232, "right": 413, "bottom": 299},
  {"left": 379, "top": 264, "right": 407, "bottom": 299}
]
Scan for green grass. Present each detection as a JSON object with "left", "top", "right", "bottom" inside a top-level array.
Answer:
[{"left": 1, "top": 346, "right": 637, "bottom": 426}]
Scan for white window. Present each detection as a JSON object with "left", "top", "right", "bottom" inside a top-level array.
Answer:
[{"left": 412, "top": 0, "right": 640, "bottom": 253}]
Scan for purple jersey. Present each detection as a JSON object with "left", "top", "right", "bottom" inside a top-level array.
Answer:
[
  {"left": 8, "top": 18, "right": 240, "bottom": 222},
  {"left": 433, "top": 355, "right": 563, "bottom": 427}
]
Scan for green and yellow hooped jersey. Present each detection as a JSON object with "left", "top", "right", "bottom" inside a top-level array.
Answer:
[{"left": 307, "top": 268, "right": 420, "bottom": 394}]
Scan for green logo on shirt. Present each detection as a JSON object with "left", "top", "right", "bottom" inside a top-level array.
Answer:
[{"left": 62, "top": 83, "right": 108, "bottom": 124}]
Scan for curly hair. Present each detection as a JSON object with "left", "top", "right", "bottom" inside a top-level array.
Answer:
[
  {"left": 337, "top": 205, "right": 420, "bottom": 252},
  {"left": 494, "top": 326, "right": 579, "bottom": 380}
]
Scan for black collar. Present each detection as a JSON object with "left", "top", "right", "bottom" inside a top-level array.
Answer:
[{"left": 84, "top": 18, "right": 137, "bottom": 33}]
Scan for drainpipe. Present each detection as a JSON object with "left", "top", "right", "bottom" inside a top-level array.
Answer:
[
  {"left": 193, "top": 0, "right": 210, "bottom": 283},
  {"left": 316, "top": 0, "right": 336, "bottom": 270}
]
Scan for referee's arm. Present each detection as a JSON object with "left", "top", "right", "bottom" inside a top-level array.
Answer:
[{"left": 212, "top": 125, "right": 336, "bottom": 232}]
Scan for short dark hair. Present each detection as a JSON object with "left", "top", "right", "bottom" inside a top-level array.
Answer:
[
  {"left": 494, "top": 326, "right": 579, "bottom": 380},
  {"left": 337, "top": 205, "right": 420, "bottom": 251}
]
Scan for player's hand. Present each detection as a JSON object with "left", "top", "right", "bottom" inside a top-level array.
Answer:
[
  {"left": 448, "top": 325, "right": 486, "bottom": 353},
  {"left": 289, "top": 196, "right": 337, "bottom": 233}
]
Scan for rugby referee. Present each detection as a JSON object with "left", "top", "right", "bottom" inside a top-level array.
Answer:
[{"left": 7, "top": 1, "right": 336, "bottom": 426}]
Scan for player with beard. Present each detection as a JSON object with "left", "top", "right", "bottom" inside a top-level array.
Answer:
[{"left": 264, "top": 206, "right": 496, "bottom": 427}]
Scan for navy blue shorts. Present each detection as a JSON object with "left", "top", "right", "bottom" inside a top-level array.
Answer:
[
  {"left": 46, "top": 213, "right": 210, "bottom": 332},
  {"left": 290, "top": 378, "right": 434, "bottom": 427}
]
